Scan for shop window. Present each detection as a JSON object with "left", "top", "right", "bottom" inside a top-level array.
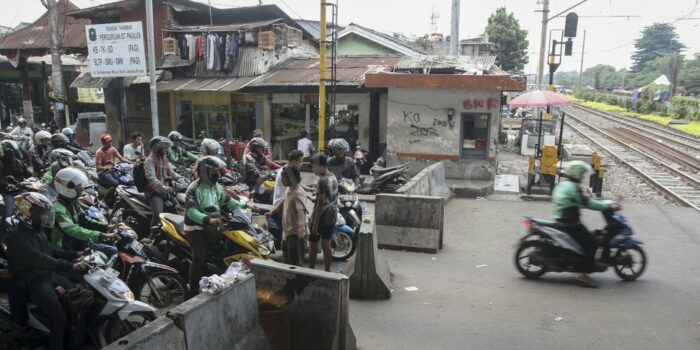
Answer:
[
  {"left": 193, "top": 104, "right": 231, "bottom": 140},
  {"left": 231, "top": 102, "right": 257, "bottom": 140},
  {"left": 461, "top": 113, "right": 489, "bottom": 160},
  {"left": 271, "top": 103, "right": 306, "bottom": 159}
]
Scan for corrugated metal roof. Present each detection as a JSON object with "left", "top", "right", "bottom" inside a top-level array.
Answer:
[
  {"left": 0, "top": 1, "right": 88, "bottom": 52},
  {"left": 163, "top": 18, "right": 283, "bottom": 33},
  {"left": 157, "top": 76, "right": 258, "bottom": 92},
  {"left": 394, "top": 55, "right": 497, "bottom": 73},
  {"left": 70, "top": 70, "right": 164, "bottom": 89}
]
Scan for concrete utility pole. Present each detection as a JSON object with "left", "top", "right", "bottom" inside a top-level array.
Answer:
[
  {"left": 577, "top": 29, "right": 586, "bottom": 89},
  {"left": 535, "top": 0, "right": 549, "bottom": 90},
  {"left": 145, "top": 0, "right": 159, "bottom": 136},
  {"left": 318, "top": 0, "right": 327, "bottom": 152},
  {"left": 47, "top": 0, "right": 65, "bottom": 128},
  {"left": 450, "top": 0, "right": 460, "bottom": 55}
]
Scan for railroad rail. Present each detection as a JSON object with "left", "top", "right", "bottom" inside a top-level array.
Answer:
[{"left": 563, "top": 111, "right": 700, "bottom": 212}]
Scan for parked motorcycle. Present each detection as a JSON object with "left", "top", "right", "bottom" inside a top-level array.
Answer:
[
  {"left": 356, "top": 159, "right": 409, "bottom": 194},
  {"left": 514, "top": 205, "right": 647, "bottom": 281},
  {"left": 0, "top": 250, "right": 157, "bottom": 347}
]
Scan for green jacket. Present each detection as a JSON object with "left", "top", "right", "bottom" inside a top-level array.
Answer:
[
  {"left": 552, "top": 180, "right": 608, "bottom": 224},
  {"left": 168, "top": 147, "right": 198, "bottom": 164},
  {"left": 41, "top": 169, "right": 54, "bottom": 184},
  {"left": 51, "top": 199, "right": 108, "bottom": 249},
  {"left": 185, "top": 180, "right": 246, "bottom": 228}
]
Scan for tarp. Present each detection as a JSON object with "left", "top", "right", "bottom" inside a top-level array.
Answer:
[{"left": 652, "top": 75, "right": 671, "bottom": 86}]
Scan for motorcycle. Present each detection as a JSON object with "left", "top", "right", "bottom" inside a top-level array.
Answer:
[
  {"left": 153, "top": 209, "right": 275, "bottom": 282},
  {"left": 0, "top": 250, "right": 157, "bottom": 347},
  {"left": 110, "top": 227, "right": 188, "bottom": 311},
  {"left": 356, "top": 158, "right": 409, "bottom": 194},
  {"left": 514, "top": 205, "right": 647, "bottom": 281},
  {"left": 87, "top": 162, "right": 134, "bottom": 207}
]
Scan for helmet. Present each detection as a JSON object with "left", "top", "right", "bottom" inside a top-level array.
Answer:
[
  {"left": 14, "top": 192, "right": 55, "bottom": 229},
  {"left": 34, "top": 130, "right": 51, "bottom": 144},
  {"left": 168, "top": 131, "right": 183, "bottom": 142},
  {"left": 200, "top": 138, "right": 219, "bottom": 155},
  {"left": 563, "top": 160, "right": 593, "bottom": 183},
  {"left": 1, "top": 140, "right": 19, "bottom": 153},
  {"left": 61, "top": 127, "right": 75, "bottom": 137},
  {"left": 252, "top": 129, "right": 263, "bottom": 137},
  {"left": 150, "top": 136, "right": 173, "bottom": 154},
  {"left": 198, "top": 156, "right": 226, "bottom": 185},
  {"left": 51, "top": 133, "right": 69, "bottom": 148},
  {"left": 54, "top": 168, "right": 90, "bottom": 200},
  {"left": 100, "top": 134, "right": 112, "bottom": 144},
  {"left": 328, "top": 138, "right": 349, "bottom": 152},
  {"left": 248, "top": 137, "right": 267, "bottom": 152},
  {"left": 17, "top": 118, "right": 26, "bottom": 127},
  {"left": 48, "top": 148, "right": 75, "bottom": 167}
]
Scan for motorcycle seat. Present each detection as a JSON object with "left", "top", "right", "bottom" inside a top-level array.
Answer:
[
  {"left": 370, "top": 164, "right": 408, "bottom": 177},
  {"left": 162, "top": 213, "right": 186, "bottom": 236},
  {"left": 530, "top": 218, "right": 560, "bottom": 228},
  {"left": 125, "top": 188, "right": 147, "bottom": 202}
]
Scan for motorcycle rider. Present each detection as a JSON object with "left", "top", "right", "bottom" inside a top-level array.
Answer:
[
  {"left": 185, "top": 156, "right": 255, "bottom": 295},
  {"left": 95, "top": 134, "right": 130, "bottom": 203},
  {"left": 61, "top": 128, "right": 84, "bottom": 150},
  {"left": 32, "top": 130, "right": 52, "bottom": 176},
  {"left": 327, "top": 138, "right": 361, "bottom": 187},
  {"left": 0, "top": 140, "right": 32, "bottom": 239},
  {"left": 553, "top": 160, "right": 621, "bottom": 288},
  {"left": 243, "top": 137, "right": 268, "bottom": 189},
  {"left": 51, "top": 133, "right": 82, "bottom": 154},
  {"left": 242, "top": 129, "right": 271, "bottom": 159},
  {"left": 41, "top": 149, "right": 77, "bottom": 184},
  {"left": 51, "top": 168, "right": 118, "bottom": 257},
  {"left": 9, "top": 118, "right": 33, "bottom": 139},
  {"left": 5, "top": 192, "right": 92, "bottom": 350},
  {"left": 167, "top": 131, "right": 198, "bottom": 166},
  {"left": 145, "top": 136, "right": 182, "bottom": 232},
  {"left": 200, "top": 138, "right": 220, "bottom": 156}
]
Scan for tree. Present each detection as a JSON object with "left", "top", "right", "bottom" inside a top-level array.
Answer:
[
  {"left": 631, "top": 23, "right": 685, "bottom": 72},
  {"left": 678, "top": 53, "right": 700, "bottom": 96},
  {"left": 625, "top": 54, "right": 680, "bottom": 90},
  {"left": 484, "top": 7, "right": 529, "bottom": 72},
  {"left": 583, "top": 65, "right": 621, "bottom": 90}
]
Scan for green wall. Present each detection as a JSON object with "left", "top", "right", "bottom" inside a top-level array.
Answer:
[{"left": 337, "top": 33, "right": 397, "bottom": 56}]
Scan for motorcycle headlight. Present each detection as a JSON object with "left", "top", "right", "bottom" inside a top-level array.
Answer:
[
  {"left": 123, "top": 291, "right": 135, "bottom": 301},
  {"left": 345, "top": 201, "right": 352, "bottom": 208}
]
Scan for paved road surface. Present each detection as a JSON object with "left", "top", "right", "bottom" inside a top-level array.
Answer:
[{"left": 349, "top": 198, "right": 700, "bottom": 350}]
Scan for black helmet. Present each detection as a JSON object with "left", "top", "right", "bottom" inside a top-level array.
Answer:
[
  {"left": 248, "top": 137, "right": 267, "bottom": 152},
  {"left": 198, "top": 156, "right": 226, "bottom": 185},
  {"left": 168, "top": 131, "right": 183, "bottom": 142},
  {"left": 150, "top": 136, "right": 173, "bottom": 154},
  {"left": 51, "top": 133, "right": 69, "bottom": 148}
]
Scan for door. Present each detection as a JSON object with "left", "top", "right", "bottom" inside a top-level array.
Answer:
[{"left": 461, "top": 113, "right": 489, "bottom": 160}]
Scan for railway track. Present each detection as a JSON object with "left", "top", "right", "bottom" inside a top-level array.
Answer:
[{"left": 563, "top": 111, "right": 700, "bottom": 212}]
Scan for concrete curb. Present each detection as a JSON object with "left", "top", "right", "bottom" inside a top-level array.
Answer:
[{"left": 342, "top": 220, "right": 392, "bottom": 300}]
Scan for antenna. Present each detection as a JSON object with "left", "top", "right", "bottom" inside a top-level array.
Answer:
[{"left": 430, "top": 5, "right": 440, "bottom": 33}]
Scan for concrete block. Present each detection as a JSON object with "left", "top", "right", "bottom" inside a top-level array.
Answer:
[
  {"left": 494, "top": 174, "right": 520, "bottom": 194},
  {"left": 342, "top": 221, "right": 392, "bottom": 300},
  {"left": 103, "top": 317, "right": 185, "bottom": 350},
  {"left": 251, "top": 259, "right": 357, "bottom": 350},
  {"left": 166, "top": 274, "right": 272, "bottom": 350},
  {"left": 375, "top": 194, "right": 445, "bottom": 253}
]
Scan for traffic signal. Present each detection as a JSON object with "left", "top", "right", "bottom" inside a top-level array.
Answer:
[
  {"left": 564, "top": 38, "right": 573, "bottom": 56},
  {"left": 565, "top": 13, "right": 578, "bottom": 38}
]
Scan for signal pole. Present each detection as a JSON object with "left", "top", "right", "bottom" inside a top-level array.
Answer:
[{"left": 577, "top": 30, "right": 586, "bottom": 89}]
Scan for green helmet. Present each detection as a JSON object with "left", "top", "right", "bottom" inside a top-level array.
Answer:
[{"left": 563, "top": 160, "right": 593, "bottom": 183}]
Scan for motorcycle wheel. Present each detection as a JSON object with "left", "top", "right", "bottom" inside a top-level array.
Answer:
[
  {"left": 139, "top": 274, "right": 189, "bottom": 313},
  {"left": 613, "top": 245, "right": 647, "bottom": 281},
  {"left": 331, "top": 231, "right": 357, "bottom": 261},
  {"left": 97, "top": 311, "right": 156, "bottom": 346},
  {"left": 514, "top": 241, "right": 548, "bottom": 279}
]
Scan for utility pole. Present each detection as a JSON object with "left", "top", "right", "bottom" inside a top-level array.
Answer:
[
  {"left": 318, "top": 0, "right": 327, "bottom": 152},
  {"left": 450, "top": 0, "right": 460, "bottom": 55},
  {"left": 577, "top": 29, "right": 586, "bottom": 89},
  {"left": 536, "top": 0, "right": 549, "bottom": 90},
  {"left": 46, "top": 0, "right": 66, "bottom": 128},
  {"left": 145, "top": 0, "right": 159, "bottom": 136}
]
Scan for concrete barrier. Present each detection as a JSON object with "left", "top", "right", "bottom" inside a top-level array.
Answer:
[
  {"left": 251, "top": 259, "right": 357, "bottom": 350},
  {"left": 375, "top": 194, "right": 445, "bottom": 253},
  {"left": 166, "top": 273, "right": 272, "bottom": 350},
  {"left": 341, "top": 220, "right": 392, "bottom": 300},
  {"left": 396, "top": 162, "right": 452, "bottom": 200},
  {"left": 103, "top": 317, "right": 186, "bottom": 350}
]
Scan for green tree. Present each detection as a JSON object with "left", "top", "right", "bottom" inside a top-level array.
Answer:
[
  {"left": 484, "top": 7, "right": 529, "bottom": 72},
  {"left": 625, "top": 54, "right": 681, "bottom": 89},
  {"left": 583, "top": 65, "right": 621, "bottom": 90},
  {"left": 678, "top": 53, "right": 700, "bottom": 96},
  {"left": 631, "top": 23, "right": 685, "bottom": 72}
]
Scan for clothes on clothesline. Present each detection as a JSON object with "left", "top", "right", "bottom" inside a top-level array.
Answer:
[{"left": 173, "top": 32, "right": 245, "bottom": 71}]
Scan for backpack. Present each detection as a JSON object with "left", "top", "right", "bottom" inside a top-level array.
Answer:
[{"left": 133, "top": 161, "right": 147, "bottom": 192}]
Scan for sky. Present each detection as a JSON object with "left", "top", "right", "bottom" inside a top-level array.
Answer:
[{"left": 2, "top": 0, "right": 699, "bottom": 74}]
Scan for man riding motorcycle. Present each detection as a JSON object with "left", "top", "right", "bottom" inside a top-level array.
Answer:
[
  {"left": 167, "top": 131, "right": 198, "bottom": 166},
  {"left": 51, "top": 168, "right": 118, "bottom": 257},
  {"left": 552, "top": 160, "right": 621, "bottom": 288},
  {"left": 0, "top": 140, "right": 32, "bottom": 239},
  {"left": 243, "top": 137, "right": 268, "bottom": 189},
  {"left": 327, "top": 138, "right": 361, "bottom": 187},
  {"left": 32, "top": 130, "right": 52, "bottom": 176},
  {"left": 4, "top": 192, "right": 92, "bottom": 350},
  {"left": 61, "top": 127, "right": 84, "bottom": 150},
  {"left": 184, "top": 156, "right": 255, "bottom": 295},
  {"left": 41, "top": 149, "right": 77, "bottom": 184},
  {"left": 50, "top": 133, "right": 82, "bottom": 154},
  {"left": 145, "top": 137, "right": 182, "bottom": 232},
  {"left": 200, "top": 138, "right": 220, "bottom": 156},
  {"left": 9, "top": 118, "right": 33, "bottom": 139}
]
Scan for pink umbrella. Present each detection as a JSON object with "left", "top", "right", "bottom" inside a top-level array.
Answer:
[{"left": 508, "top": 90, "right": 572, "bottom": 108}]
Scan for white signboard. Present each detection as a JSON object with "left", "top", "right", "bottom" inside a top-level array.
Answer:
[{"left": 86, "top": 21, "right": 147, "bottom": 78}]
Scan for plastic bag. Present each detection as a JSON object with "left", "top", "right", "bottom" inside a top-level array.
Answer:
[{"left": 199, "top": 262, "right": 248, "bottom": 295}]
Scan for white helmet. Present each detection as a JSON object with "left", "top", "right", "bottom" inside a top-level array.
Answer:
[
  {"left": 34, "top": 130, "right": 52, "bottom": 144},
  {"left": 200, "top": 138, "right": 219, "bottom": 155},
  {"left": 48, "top": 148, "right": 75, "bottom": 167},
  {"left": 54, "top": 167, "right": 90, "bottom": 200}
]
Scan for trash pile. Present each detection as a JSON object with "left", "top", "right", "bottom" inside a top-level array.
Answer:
[{"left": 198, "top": 262, "right": 249, "bottom": 295}]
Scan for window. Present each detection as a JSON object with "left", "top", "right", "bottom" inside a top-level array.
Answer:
[{"left": 462, "top": 113, "right": 489, "bottom": 160}]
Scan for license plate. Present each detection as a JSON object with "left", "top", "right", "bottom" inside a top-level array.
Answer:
[{"left": 130, "top": 240, "right": 144, "bottom": 253}]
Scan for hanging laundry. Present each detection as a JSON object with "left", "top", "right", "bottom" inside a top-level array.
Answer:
[
  {"left": 229, "top": 33, "right": 239, "bottom": 58},
  {"left": 187, "top": 34, "right": 196, "bottom": 61},
  {"left": 219, "top": 34, "right": 227, "bottom": 71},
  {"left": 224, "top": 34, "right": 232, "bottom": 71},
  {"left": 180, "top": 35, "right": 188, "bottom": 59},
  {"left": 197, "top": 34, "right": 203, "bottom": 61},
  {"left": 245, "top": 31, "right": 255, "bottom": 44},
  {"left": 203, "top": 33, "right": 209, "bottom": 66}
]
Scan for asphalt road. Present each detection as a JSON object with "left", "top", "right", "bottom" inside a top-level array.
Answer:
[{"left": 349, "top": 197, "right": 700, "bottom": 350}]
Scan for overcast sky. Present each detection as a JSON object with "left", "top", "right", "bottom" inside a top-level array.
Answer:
[{"left": 3, "top": 0, "right": 699, "bottom": 73}]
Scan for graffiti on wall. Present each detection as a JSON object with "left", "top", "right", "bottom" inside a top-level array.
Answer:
[
  {"left": 410, "top": 124, "right": 439, "bottom": 137},
  {"left": 462, "top": 98, "right": 497, "bottom": 111}
]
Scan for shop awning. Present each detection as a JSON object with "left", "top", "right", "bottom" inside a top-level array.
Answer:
[
  {"left": 70, "top": 70, "right": 165, "bottom": 89},
  {"left": 157, "top": 77, "right": 259, "bottom": 92}
]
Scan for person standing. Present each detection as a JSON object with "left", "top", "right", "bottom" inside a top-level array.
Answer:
[
  {"left": 309, "top": 154, "right": 338, "bottom": 272},
  {"left": 32, "top": 130, "right": 52, "bottom": 176},
  {"left": 122, "top": 132, "right": 145, "bottom": 161},
  {"left": 267, "top": 167, "right": 307, "bottom": 267},
  {"left": 297, "top": 131, "right": 315, "bottom": 162}
]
